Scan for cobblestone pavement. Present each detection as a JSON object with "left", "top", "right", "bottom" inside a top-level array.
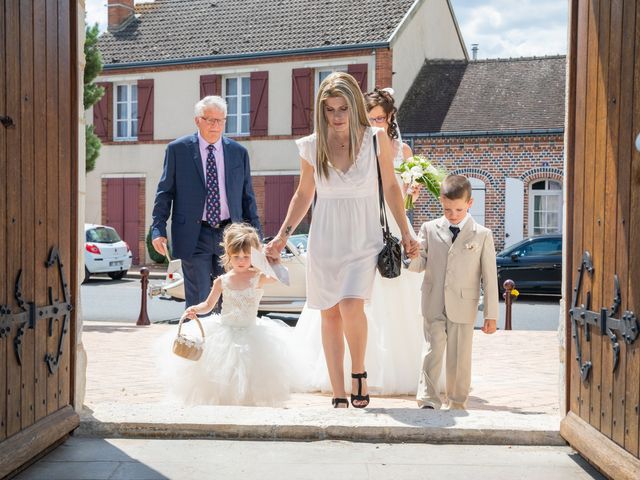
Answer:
[{"left": 83, "top": 321, "right": 560, "bottom": 414}]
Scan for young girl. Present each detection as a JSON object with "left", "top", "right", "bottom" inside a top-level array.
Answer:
[{"left": 158, "top": 223, "right": 300, "bottom": 407}]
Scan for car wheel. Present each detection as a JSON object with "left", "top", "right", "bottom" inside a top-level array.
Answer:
[
  {"left": 108, "top": 271, "right": 126, "bottom": 280},
  {"left": 83, "top": 267, "right": 90, "bottom": 284}
]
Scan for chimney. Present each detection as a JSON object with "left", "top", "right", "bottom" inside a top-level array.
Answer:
[
  {"left": 471, "top": 44, "right": 479, "bottom": 61},
  {"left": 108, "top": 0, "right": 135, "bottom": 31}
]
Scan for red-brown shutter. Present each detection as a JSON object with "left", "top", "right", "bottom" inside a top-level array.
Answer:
[
  {"left": 291, "top": 68, "right": 313, "bottom": 135},
  {"left": 93, "top": 82, "right": 112, "bottom": 141},
  {"left": 200, "top": 74, "right": 222, "bottom": 98},
  {"left": 250, "top": 71, "right": 269, "bottom": 136},
  {"left": 137, "top": 79, "right": 154, "bottom": 141},
  {"left": 348, "top": 63, "right": 368, "bottom": 93}
]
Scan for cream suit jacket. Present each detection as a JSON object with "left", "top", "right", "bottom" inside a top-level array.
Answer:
[{"left": 408, "top": 216, "right": 499, "bottom": 324}]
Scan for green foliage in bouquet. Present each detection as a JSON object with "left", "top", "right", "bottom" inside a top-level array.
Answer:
[
  {"left": 146, "top": 226, "right": 169, "bottom": 264},
  {"left": 395, "top": 155, "right": 447, "bottom": 210}
]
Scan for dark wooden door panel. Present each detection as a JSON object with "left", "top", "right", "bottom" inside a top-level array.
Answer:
[
  {"left": 0, "top": 1, "right": 79, "bottom": 476},
  {"left": 563, "top": 0, "right": 640, "bottom": 477}
]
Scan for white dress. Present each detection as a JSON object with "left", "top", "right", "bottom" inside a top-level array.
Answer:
[
  {"left": 293, "top": 138, "right": 426, "bottom": 395},
  {"left": 296, "top": 127, "right": 384, "bottom": 310},
  {"left": 156, "top": 273, "right": 301, "bottom": 406}
]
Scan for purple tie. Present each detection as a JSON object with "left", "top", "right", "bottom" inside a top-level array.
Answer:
[{"left": 206, "top": 144, "right": 221, "bottom": 226}]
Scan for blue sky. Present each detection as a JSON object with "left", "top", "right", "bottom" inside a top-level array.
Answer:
[{"left": 85, "top": 0, "right": 568, "bottom": 59}]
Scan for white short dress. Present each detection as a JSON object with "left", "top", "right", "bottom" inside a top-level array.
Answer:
[{"left": 296, "top": 127, "right": 384, "bottom": 310}]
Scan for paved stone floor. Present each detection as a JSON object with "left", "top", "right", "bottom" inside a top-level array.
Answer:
[
  {"left": 14, "top": 437, "right": 603, "bottom": 480},
  {"left": 82, "top": 321, "right": 560, "bottom": 414}
]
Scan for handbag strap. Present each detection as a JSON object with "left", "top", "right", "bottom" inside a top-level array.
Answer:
[
  {"left": 373, "top": 134, "right": 391, "bottom": 237},
  {"left": 177, "top": 315, "right": 205, "bottom": 340}
]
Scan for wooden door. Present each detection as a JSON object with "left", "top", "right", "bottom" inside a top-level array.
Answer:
[
  {"left": 0, "top": 1, "right": 79, "bottom": 477},
  {"left": 105, "top": 177, "right": 142, "bottom": 264},
  {"left": 263, "top": 175, "right": 295, "bottom": 237},
  {"left": 561, "top": 1, "right": 640, "bottom": 478}
]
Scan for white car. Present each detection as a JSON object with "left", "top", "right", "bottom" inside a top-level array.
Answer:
[
  {"left": 148, "top": 234, "right": 308, "bottom": 313},
  {"left": 84, "top": 224, "right": 133, "bottom": 283}
]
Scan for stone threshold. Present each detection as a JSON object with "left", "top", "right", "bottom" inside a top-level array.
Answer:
[{"left": 77, "top": 403, "right": 564, "bottom": 446}]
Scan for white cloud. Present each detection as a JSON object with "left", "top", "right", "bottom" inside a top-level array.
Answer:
[
  {"left": 85, "top": 0, "right": 107, "bottom": 30},
  {"left": 451, "top": 0, "right": 568, "bottom": 59}
]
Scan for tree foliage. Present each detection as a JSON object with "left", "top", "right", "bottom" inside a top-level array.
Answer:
[{"left": 84, "top": 23, "right": 104, "bottom": 172}]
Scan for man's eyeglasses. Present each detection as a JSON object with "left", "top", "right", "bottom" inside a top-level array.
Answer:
[
  {"left": 200, "top": 116, "right": 226, "bottom": 126},
  {"left": 368, "top": 116, "right": 387, "bottom": 124}
]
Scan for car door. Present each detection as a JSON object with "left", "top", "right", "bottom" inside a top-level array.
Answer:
[{"left": 504, "top": 237, "right": 562, "bottom": 293}]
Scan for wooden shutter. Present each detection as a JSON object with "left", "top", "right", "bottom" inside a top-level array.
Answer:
[
  {"left": 93, "top": 82, "right": 112, "bottom": 141},
  {"left": 200, "top": 74, "right": 221, "bottom": 98},
  {"left": 137, "top": 79, "right": 154, "bottom": 141},
  {"left": 291, "top": 68, "right": 313, "bottom": 135},
  {"left": 250, "top": 71, "right": 269, "bottom": 136},
  {"left": 348, "top": 64, "right": 368, "bottom": 93}
]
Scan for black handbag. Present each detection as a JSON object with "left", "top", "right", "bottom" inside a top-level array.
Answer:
[{"left": 374, "top": 137, "right": 402, "bottom": 279}]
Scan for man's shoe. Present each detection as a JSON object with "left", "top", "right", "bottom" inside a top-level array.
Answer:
[{"left": 420, "top": 405, "right": 435, "bottom": 409}]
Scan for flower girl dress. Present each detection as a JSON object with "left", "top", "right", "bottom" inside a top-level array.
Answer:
[{"left": 157, "top": 273, "right": 301, "bottom": 406}]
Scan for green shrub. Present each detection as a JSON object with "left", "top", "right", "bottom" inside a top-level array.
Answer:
[{"left": 146, "top": 227, "right": 169, "bottom": 264}]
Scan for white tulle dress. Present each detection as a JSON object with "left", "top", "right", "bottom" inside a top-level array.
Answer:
[
  {"left": 157, "top": 273, "right": 301, "bottom": 406},
  {"left": 293, "top": 138, "right": 426, "bottom": 395}
]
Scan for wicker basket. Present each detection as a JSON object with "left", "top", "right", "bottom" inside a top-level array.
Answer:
[{"left": 172, "top": 316, "right": 205, "bottom": 361}]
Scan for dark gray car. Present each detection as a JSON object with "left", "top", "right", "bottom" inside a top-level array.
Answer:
[{"left": 496, "top": 234, "right": 562, "bottom": 295}]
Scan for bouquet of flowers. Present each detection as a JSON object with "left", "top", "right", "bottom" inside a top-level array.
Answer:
[{"left": 395, "top": 155, "right": 447, "bottom": 210}]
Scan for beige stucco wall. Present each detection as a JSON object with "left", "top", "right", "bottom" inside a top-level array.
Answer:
[{"left": 391, "top": 0, "right": 466, "bottom": 105}]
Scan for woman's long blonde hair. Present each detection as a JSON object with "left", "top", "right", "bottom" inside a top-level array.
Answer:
[
  {"left": 315, "top": 72, "right": 370, "bottom": 179},
  {"left": 220, "top": 223, "right": 261, "bottom": 271}
]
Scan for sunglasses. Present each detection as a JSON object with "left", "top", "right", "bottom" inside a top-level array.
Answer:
[{"left": 368, "top": 116, "right": 387, "bottom": 124}]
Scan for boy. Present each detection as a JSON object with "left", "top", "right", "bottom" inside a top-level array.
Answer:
[{"left": 408, "top": 174, "right": 498, "bottom": 410}]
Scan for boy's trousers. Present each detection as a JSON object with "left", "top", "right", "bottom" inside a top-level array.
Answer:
[{"left": 416, "top": 313, "right": 474, "bottom": 409}]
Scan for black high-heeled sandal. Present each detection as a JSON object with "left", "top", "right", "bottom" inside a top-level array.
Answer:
[
  {"left": 351, "top": 372, "right": 370, "bottom": 408},
  {"left": 332, "top": 397, "right": 349, "bottom": 408}
]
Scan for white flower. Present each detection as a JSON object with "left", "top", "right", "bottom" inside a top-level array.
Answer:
[
  {"left": 426, "top": 164, "right": 439, "bottom": 175},
  {"left": 400, "top": 171, "right": 413, "bottom": 184},
  {"left": 410, "top": 165, "right": 424, "bottom": 177},
  {"left": 465, "top": 242, "right": 480, "bottom": 251}
]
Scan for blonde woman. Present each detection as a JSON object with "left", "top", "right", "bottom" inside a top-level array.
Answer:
[{"left": 265, "top": 73, "right": 418, "bottom": 408}]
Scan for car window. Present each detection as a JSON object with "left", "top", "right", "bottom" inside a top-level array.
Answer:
[
  {"left": 516, "top": 238, "right": 562, "bottom": 257},
  {"left": 86, "top": 227, "right": 121, "bottom": 244}
]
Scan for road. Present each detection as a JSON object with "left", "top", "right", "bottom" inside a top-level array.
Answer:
[{"left": 81, "top": 275, "right": 561, "bottom": 330}]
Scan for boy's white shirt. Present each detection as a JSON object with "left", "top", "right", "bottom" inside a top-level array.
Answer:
[{"left": 407, "top": 214, "right": 499, "bottom": 323}]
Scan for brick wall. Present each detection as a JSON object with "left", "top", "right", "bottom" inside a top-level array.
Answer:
[
  {"left": 375, "top": 48, "right": 393, "bottom": 89},
  {"left": 407, "top": 133, "right": 564, "bottom": 251}
]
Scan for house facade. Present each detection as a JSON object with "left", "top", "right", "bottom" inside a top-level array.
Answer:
[
  {"left": 398, "top": 56, "right": 566, "bottom": 251},
  {"left": 89, "top": 0, "right": 467, "bottom": 263}
]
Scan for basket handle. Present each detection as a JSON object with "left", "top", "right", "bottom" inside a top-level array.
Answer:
[{"left": 177, "top": 314, "right": 205, "bottom": 340}]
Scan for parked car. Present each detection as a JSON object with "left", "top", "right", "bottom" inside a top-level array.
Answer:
[
  {"left": 496, "top": 234, "right": 562, "bottom": 295},
  {"left": 84, "top": 224, "right": 133, "bottom": 283},
  {"left": 148, "top": 234, "right": 308, "bottom": 313}
]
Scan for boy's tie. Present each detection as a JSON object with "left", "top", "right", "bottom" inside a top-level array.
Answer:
[{"left": 449, "top": 225, "right": 460, "bottom": 243}]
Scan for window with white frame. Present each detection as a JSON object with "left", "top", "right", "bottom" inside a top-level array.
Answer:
[
  {"left": 529, "top": 179, "right": 562, "bottom": 235},
  {"left": 316, "top": 66, "right": 346, "bottom": 93},
  {"left": 114, "top": 83, "right": 138, "bottom": 140},
  {"left": 224, "top": 76, "right": 250, "bottom": 135}
]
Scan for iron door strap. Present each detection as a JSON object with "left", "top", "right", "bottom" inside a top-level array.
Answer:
[
  {"left": 569, "top": 251, "right": 638, "bottom": 381},
  {"left": 0, "top": 246, "right": 73, "bottom": 374}
]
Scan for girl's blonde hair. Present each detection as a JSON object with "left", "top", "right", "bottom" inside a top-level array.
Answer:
[
  {"left": 220, "top": 223, "right": 261, "bottom": 271},
  {"left": 315, "top": 72, "right": 370, "bottom": 179}
]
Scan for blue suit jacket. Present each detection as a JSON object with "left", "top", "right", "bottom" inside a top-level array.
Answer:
[{"left": 151, "top": 133, "right": 262, "bottom": 259}]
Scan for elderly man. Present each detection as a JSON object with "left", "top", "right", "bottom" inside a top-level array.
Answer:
[{"left": 151, "top": 96, "right": 262, "bottom": 307}]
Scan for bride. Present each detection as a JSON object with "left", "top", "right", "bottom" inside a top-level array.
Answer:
[{"left": 293, "top": 88, "right": 426, "bottom": 396}]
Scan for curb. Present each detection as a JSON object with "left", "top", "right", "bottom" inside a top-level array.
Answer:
[{"left": 77, "top": 404, "right": 565, "bottom": 446}]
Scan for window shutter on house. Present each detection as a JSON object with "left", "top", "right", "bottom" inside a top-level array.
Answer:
[
  {"left": 347, "top": 64, "right": 368, "bottom": 93},
  {"left": 291, "top": 68, "right": 313, "bottom": 135},
  {"left": 200, "top": 74, "right": 222, "bottom": 98},
  {"left": 93, "top": 82, "right": 112, "bottom": 141},
  {"left": 250, "top": 71, "right": 269, "bottom": 136},
  {"left": 137, "top": 79, "right": 154, "bottom": 141}
]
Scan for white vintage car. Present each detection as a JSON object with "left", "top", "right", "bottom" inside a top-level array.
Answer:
[{"left": 148, "top": 234, "right": 308, "bottom": 313}]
